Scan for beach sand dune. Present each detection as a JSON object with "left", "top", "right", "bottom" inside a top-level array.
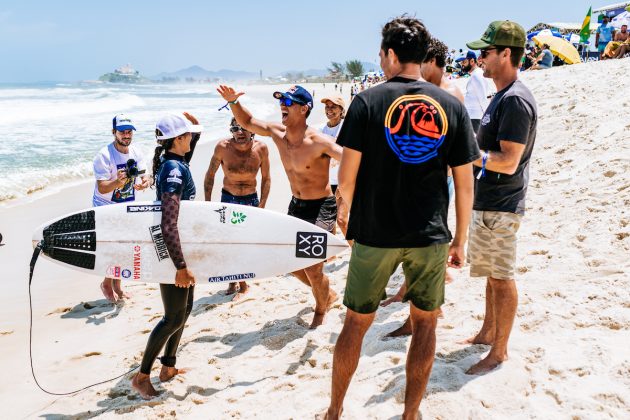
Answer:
[{"left": 1, "top": 60, "right": 629, "bottom": 418}]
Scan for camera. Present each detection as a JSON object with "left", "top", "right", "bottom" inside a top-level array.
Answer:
[{"left": 125, "top": 159, "right": 145, "bottom": 179}]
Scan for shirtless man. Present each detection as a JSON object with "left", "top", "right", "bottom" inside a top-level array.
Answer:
[
  {"left": 610, "top": 25, "right": 630, "bottom": 59},
  {"left": 204, "top": 117, "right": 271, "bottom": 300},
  {"left": 217, "top": 84, "right": 343, "bottom": 328}
]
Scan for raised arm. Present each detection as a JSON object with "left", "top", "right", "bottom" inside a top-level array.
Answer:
[
  {"left": 204, "top": 143, "right": 223, "bottom": 201},
  {"left": 217, "top": 85, "right": 282, "bottom": 138},
  {"left": 258, "top": 143, "right": 271, "bottom": 208}
]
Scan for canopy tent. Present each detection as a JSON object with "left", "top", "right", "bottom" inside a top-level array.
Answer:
[
  {"left": 532, "top": 35, "right": 581, "bottom": 64},
  {"left": 528, "top": 22, "right": 599, "bottom": 35},
  {"left": 593, "top": 1, "right": 630, "bottom": 16},
  {"left": 611, "top": 10, "right": 630, "bottom": 27}
]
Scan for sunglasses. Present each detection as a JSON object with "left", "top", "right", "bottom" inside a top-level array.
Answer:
[
  {"left": 229, "top": 126, "right": 248, "bottom": 133},
  {"left": 479, "top": 48, "right": 498, "bottom": 58},
  {"left": 278, "top": 97, "right": 305, "bottom": 107}
]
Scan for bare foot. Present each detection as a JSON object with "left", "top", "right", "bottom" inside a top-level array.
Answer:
[
  {"left": 465, "top": 352, "right": 508, "bottom": 375},
  {"left": 232, "top": 282, "right": 249, "bottom": 301},
  {"left": 131, "top": 372, "right": 158, "bottom": 399},
  {"left": 159, "top": 366, "right": 188, "bottom": 382},
  {"left": 327, "top": 289, "right": 339, "bottom": 309},
  {"left": 225, "top": 282, "right": 239, "bottom": 295},
  {"left": 380, "top": 294, "right": 403, "bottom": 307},
  {"left": 384, "top": 316, "right": 412, "bottom": 338},
  {"left": 114, "top": 288, "right": 131, "bottom": 300},
  {"left": 315, "top": 407, "right": 343, "bottom": 419},
  {"left": 309, "top": 290, "right": 338, "bottom": 329},
  {"left": 445, "top": 268, "right": 454, "bottom": 284},
  {"left": 310, "top": 312, "right": 326, "bottom": 329},
  {"left": 100, "top": 280, "right": 118, "bottom": 303},
  {"left": 458, "top": 331, "right": 494, "bottom": 345}
]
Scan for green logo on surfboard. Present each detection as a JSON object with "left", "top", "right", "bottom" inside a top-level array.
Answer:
[{"left": 231, "top": 211, "right": 247, "bottom": 225}]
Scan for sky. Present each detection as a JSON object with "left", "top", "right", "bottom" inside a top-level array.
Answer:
[{"left": 0, "top": 0, "right": 607, "bottom": 82}]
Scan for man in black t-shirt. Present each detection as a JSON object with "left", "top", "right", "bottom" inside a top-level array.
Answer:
[
  {"left": 321, "top": 17, "right": 479, "bottom": 420},
  {"left": 463, "top": 21, "right": 537, "bottom": 375}
]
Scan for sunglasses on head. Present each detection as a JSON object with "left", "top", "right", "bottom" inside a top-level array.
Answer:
[
  {"left": 230, "top": 126, "right": 248, "bottom": 133},
  {"left": 278, "top": 97, "right": 305, "bottom": 107},
  {"left": 479, "top": 47, "right": 498, "bottom": 58}
]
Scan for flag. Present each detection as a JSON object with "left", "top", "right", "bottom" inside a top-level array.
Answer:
[{"left": 580, "top": 6, "right": 592, "bottom": 43}]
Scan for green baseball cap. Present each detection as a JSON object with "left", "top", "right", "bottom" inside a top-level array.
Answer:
[{"left": 466, "top": 20, "right": 526, "bottom": 49}]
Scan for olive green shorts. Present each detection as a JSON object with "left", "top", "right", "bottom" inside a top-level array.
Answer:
[{"left": 343, "top": 242, "right": 449, "bottom": 314}]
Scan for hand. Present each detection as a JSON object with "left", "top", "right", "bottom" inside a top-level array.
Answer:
[
  {"left": 175, "top": 268, "right": 196, "bottom": 288},
  {"left": 134, "top": 176, "right": 151, "bottom": 191},
  {"left": 116, "top": 169, "right": 128, "bottom": 188},
  {"left": 258, "top": 201, "right": 266, "bottom": 209},
  {"left": 447, "top": 243, "right": 465, "bottom": 269},
  {"left": 183, "top": 112, "right": 199, "bottom": 125},
  {"left": 217, "top": 85, "right": 245, "bottom": 103}
]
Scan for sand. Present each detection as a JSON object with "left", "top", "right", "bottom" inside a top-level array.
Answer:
[{"left": 1, "top": 61, "right": 629, "bottom": 419}]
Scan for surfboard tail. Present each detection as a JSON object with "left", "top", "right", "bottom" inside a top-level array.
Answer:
[{"left": 33, "top": 210, "right": 98, "bottom": 270}]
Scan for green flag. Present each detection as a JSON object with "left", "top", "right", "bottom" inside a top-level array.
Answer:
[{"left": 580, "top": 6, "right": 592, "bottom": 43}]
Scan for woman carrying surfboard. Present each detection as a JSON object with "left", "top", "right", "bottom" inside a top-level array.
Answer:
[{"left": 132, "top": 112, "right": 203, "bottom": 399}]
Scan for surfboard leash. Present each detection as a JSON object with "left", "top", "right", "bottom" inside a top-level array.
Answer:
[{"left": 29, "top": 241, "right": 139, "bottom": 396}]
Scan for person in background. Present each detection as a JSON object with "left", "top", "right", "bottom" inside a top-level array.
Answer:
[
  {"left": 204, "top": 118, "right": 270, "bottom": 300},
  {"left": 320, "top": 95, "right": 350, "bottom": 241},
  {"left": 92, "top": 114, "right": 150, "bottom": 302},
  {"left": 529, "top": 43, "right": 553, "bottom": 70},
  {"left": 596, "top": 15, "right": 615, "bottom": 60},
  {"left": 457, "top": 50, "right": 490, "bottom": 132}
]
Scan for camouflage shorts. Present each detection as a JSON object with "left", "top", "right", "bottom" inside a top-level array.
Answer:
[{"left": 467, "top": 210, "right": 522, "bottom": 280}]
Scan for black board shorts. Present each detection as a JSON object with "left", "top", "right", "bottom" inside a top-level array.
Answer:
[{"left": 288, "top": 196, "right": 337, "bottom": 233}]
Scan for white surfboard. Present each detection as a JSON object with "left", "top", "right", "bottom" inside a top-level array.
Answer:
[{"left": 31, "top": 201, "right": 347, "bottom": 284}]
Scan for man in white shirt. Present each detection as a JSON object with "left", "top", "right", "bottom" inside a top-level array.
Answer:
[
  {"left": 93, "top": 114, "right": 150, "bottom": 301},
  {"left": 457, "top": 51, "right": 490, "bottom": 133},
  {"left": 320, "top": 95, "right": 349, "bottom": 240}
]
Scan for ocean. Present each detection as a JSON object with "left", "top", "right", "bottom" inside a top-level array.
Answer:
[{"left": 0, "top": 82, "right": 274, "bottom": 204}]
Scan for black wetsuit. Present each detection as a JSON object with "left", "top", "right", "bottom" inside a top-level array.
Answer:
[{"left": 140, "top": 152, "right": 196, "bottom": 374}]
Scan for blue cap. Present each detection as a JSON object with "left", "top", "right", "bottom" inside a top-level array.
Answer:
[
  {"left": 273, "top": 85, "right": 313, "bottom": 109},
  {"left": 456, "top": 51, "right": 477, "bottom": 62},
  {"left": 112, "top": 114, "right": 136, "bottom": 131}
]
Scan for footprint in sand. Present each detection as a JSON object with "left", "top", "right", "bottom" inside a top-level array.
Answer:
[{"left": 0, "top": 330, "right": 14, "bottom": 336}]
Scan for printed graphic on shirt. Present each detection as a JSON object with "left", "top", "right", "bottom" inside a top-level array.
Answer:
[
  {"left": 167, "top": 167, "right": 183, "bottom": 184},
  {"left": 111, "top": 162, "right": 136, "bottom": 203},
  {"left": 384, "top": 95, "right": 448, "bottom": 164}
]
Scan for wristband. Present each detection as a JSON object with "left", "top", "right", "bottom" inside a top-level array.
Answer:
[
  {"left": 229, "top": 99, "right": 239, "bottom": 105},
  {"left": 481, "top": 151, "right": 489, "bottom": 178}
]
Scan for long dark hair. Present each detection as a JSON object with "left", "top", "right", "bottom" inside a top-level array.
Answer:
[{"left": 151, "top": 128, "right": 176, "bottom": 187}]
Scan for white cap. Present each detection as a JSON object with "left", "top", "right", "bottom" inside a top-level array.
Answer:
[{"left": 155, "top": 114, "right": 203, "bottom": 140}]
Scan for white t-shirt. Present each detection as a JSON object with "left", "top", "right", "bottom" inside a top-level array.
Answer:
[
  {"left": 322, "top": 121, "right": 343, "bottom": 186},
  {"left": 92, "top": 142, "right": 147, "bottom": 206},
  {"left": 464, "top": 67, "right": 490, "bottom": 120}
]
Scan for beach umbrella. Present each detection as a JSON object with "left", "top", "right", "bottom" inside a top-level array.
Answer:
[
  {"left": 611, "top": 11, "right": 630, "bottom": 29},
  {"left": 532, "top": 35, "right": 581, "bottom": 64},
  {"left": 527, "top": 29, "right": 562, "bottom": 40}
]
